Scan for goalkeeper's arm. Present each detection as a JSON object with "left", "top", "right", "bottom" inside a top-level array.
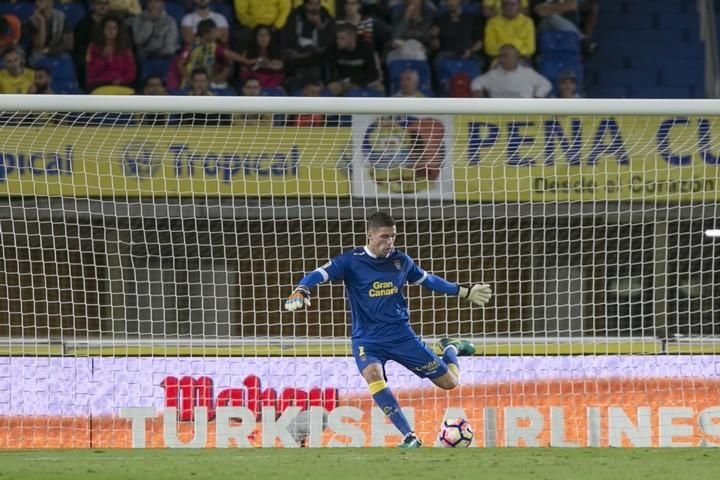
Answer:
[
  {"left": 421, "top": 274, "right": 492, "bottom": 306},
  {"left": 285, "top": 270, "right": 325, "bottom": 311}
]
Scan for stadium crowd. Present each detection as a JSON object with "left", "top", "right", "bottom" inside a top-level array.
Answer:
[{"left": 0, "top": 0, "right": 598, "bottom": 98}]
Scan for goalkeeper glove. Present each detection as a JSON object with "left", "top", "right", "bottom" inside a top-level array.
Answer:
[
  {"left": 285, "top": 286, "right": 311, "bottom": 311},
  {"left": 458, "top": 284, "right": 492, "bottom": 306}
]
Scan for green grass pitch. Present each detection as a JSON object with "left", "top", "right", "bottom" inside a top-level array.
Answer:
[{"left": 1, "top": 449, "right": 718, "bottom": 480}]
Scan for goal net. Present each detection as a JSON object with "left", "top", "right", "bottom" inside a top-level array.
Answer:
[{"left": 0, "top": 96, "right": 719, "bottom": 448}]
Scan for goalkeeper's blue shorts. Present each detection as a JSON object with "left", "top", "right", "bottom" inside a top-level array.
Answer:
[{"left": 352, "top": 336, "right": 448, "bottom": 379}]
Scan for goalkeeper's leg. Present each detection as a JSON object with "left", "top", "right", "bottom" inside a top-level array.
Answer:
[{"left": 362, "top": 363, "right": 415, "bottom": 438}]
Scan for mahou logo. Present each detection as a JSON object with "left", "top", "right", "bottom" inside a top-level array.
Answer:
[{"left": 161, "top": 375, "right": 338, "bottom": 421}]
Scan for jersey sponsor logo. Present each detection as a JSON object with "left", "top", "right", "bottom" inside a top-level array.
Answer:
[
  {"left": 353, "top": 252, "right": 365, "bottom": 256},
  {"left": 393, "top": 259, "right": 402, "bottom": 270},
  {"left": 368, "top": 281, "right": 399, "bottom": 298},
  {"left": 412, "top": 360, "right": 440, "bottom": 374}
]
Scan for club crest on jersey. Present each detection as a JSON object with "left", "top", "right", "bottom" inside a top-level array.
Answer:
[{"left": 393, "top": 260, "right": 402, "bottom": 270}]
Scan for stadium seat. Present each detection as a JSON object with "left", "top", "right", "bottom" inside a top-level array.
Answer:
[
  {"left": 91, "top": 85, "right": 136, "bottom": 95},
  {"left": 437, "top": 58, "right": 482, "bottom": 96},
  {"left": 387, "top": 59, "right": 432, "bottom": 96},
  {"left": 537, "top": 31, "right": 581, "bottom": 57},
  {"left": 32, "top": 54, "right": 78, "bottom": 84},
  {"left": 0, "top": 2, "right": 35, "bottom": 23},
  {"left": 260, "top": 86, "right": 286, "bottom": 96},
  {"left": 140, "top": 56, "right": 173, "bottom": 82},
  {"left": 210, "top": 87, "right": 237, "bottom": 96},
  {"left": 344, "top": 87, "right": 384, "bottom": 97},
  {"left": 538, "top": 58, "right": 583, "bottom": 86},
  {"left": 210, "top": 2, "right": 234, "bottom": 22},
  {"left": 164, "top": 2, "right": 186, "bottom": 27},
  {"left": 53, "top": 80, "right": 84, "bottom": 95},
  {"left": 55, "top": 2, "right": 87, "bottom": 30}
]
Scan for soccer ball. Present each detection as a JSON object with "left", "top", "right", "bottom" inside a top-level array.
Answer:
[{"left": 439, "top": 417, "right": 473, "bottom": 448}]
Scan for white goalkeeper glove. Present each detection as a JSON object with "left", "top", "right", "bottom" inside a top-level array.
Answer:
[
  {"left": 458, "top": 284, "right": 492, "bottom": 306},
  {"left": 285, "top": 286, "right": 311, "bottom": 311}
]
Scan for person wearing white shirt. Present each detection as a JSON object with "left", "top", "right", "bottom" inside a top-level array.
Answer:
[
  {"left": 471, "top": 43, "right": 552, "bottom": 98},
  {"left": 181, "top": 0, "right": 229, "bottom": 45}
]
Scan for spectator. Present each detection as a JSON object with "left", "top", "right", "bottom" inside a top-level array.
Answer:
[
  {"left": 326, "top": 23, "right": 382, "bottom": 95},
  {"left": 553, "top": 69, "right": 582, "bottom": 98},
  {"left": 393, "top": 68, "right": 423, "bottom": 97},
  {"left": 187, "top": 66, "right": 211, "bottom": 95},
  {"left": 237, "top": 76, "right": 272, "bottom": 124},
  {"left": 0, "top": 14, "right": 22, "bottom": 50},
  {"left": 579, "top": 0, "right": 598, "bottom": 55},
  {"left": 143, "top": 74, "right": 168, "bottom": 94},
  {"left": 471, "top": 44, "right": 551, "bottom": 98},
  {"left": 0, "top": 46, "right": 35, "bottom": 94},
  {"left": 178, "top": 18, "right": 245, "bottom": 89},
  {"left": 238, "top": 25, "right": 284, "bottom": 89},
  {"left": 482, "top": 0, "right": 529, "bottom": 17},
  {"left": 181, "top": 0, "right": 230, "bottom": 46},
  {"left": 533, "top": 0, "right": 582, "bottom": 36},
  {"left": 109, "top": 0, "right": 142, "bottom": 17},
  {"left": 130, "top": 0, "right": 179, "bottom": 59},
  {"left": 387, "top": 0, "right": 434, "bottom": 63},
  {"left": 240, "top": 76, "right": 262, "bottom": 95},
  {"left": 281, "top": 0, "right": 335, "bottom": 90},
  {"left": 292, "top": 0, "right": 336, "bottom": 17},
  {"left": 430, "top": 0, "right": 485, "bottom": 74},
  {"left": 234, "top": 0, "right": 291, "bottom": 30},
  {"left": 182, "top": 68, "right": 232, "bottom": 125},
  {"left": 31, "top": 65, "right": 53, "bottom": 94},
  {"left": 74, "top": 0, "right": 112, "bottom": 87},
  {"left": 291, "top": 78, "right": 331, "bottom": 126},
  {"left": 86, "top": 15, "right": 137, "bottom": 91},
  {"left": 337, "top": 0, "right": 391, "bottom": 52},
  {"left": 484, "top": 0, "right": 535, "bottom": 59},
  {"left": 26, "top": 0, "right": 74, "bottom": 63}
]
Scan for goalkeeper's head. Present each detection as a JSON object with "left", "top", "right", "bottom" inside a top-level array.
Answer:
[{"left": 366, "top": 211, "right": 396, "bottom": 257}]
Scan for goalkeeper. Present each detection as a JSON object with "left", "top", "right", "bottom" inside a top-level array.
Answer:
[{"left": 285, "top": 211, "right": 492, "bottom": 448}]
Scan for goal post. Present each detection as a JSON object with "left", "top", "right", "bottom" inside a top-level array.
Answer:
[{"left": 0, "top": 96, "right": 719, "bottom": 448}]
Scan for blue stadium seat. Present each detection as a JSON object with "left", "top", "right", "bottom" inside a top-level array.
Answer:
[
  {"left": 0, "top": 2, "right": 35, "bottom": 23},
  {"left": 290, "top": 87, "right": 333, "bottom": 96},
  {"left": 211, "top": 87, "right": 237, "bottom": 96},
  {"left": 260, "top": 86, "right": 286, "bottom": 96},
  {"left": 53, "top": 80, "right": 84, "bottom": 94},
  {"left": 210, "top": 2, "right": 234, "bottom": 22},
  {"left": 538, "top": 58, "right": 583, "bottom": 86},
  {"left": 164, "top": 2, "right": 186, "bottom": 27},
  {"left": 538, "top": 31, "right": 581, "bottom": 57},
  {"left": 32, "top": 54, "right": 78, "bottom": 84},
  {"left": 387, "top": 59, "right": 432, "bottom": 95},
  {"left": 140, "top": 56, "right": 173, "bottom": 82},
  {"left": 437, "top": 58, "right": 482, "bottom": 95},
  {"left": 345, "top": 87, "right": 384, "bottom": 97},
  {"left": 55, "top": 2, "right": 87, "bottom": 30}
]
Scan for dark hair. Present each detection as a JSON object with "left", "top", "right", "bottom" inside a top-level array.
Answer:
[
  {"left": 144, "top": 75, "right": 164, "bottom": 87},
  {"left": 190, "top": 67, "right": 209, "bottom": 80},
  {"left": 336, "top": 22, "right": 357, "bottom": 36},
  {"left": 95, "top": 14, "right": 130, "bottom": 52},
  {"left": 196, "top": 18, "right": 217, "bottom": 37},
  {"left": 34, "top": 66, "right": 52, "bottom": 76},
  {"left": 246, "top": 24, "right": 281, "bottom": 60},
  {"left": 367, "top": 211, "right": 395, "bottom": 230},
  {"left": 1, "top": 44, "right": 23, "bottom": 59}
]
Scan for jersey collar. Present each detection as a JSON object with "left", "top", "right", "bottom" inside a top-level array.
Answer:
[{"left": 363, "top": 246, "right": 394, "bottom": 258}]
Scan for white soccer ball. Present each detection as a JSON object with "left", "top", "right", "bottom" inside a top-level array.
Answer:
[{"left": 439, "top": 417, "right": 473, "bottom": 448}]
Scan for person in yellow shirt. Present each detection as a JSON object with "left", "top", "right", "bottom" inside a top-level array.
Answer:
[
  {"left": 482, "top": 0, "right": 528, "bottom": 17},
  {"left": 0, "top": 46, "right": 35, "bottom": 94},
  {"left": 484, "top": 0, "right": 535, "bottom": 58},
  {"left": 292, "top": 0, "right": 335, "bottom": 18},
  {"left": 234, "top": 0, "right": 292, "bottom": 29}
]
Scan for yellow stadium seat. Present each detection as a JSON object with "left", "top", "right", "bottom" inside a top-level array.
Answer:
[{"left": 91, "top": 85, "right": 136, "bottom": 95}]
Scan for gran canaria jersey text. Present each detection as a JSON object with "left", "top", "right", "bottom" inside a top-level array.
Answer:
[{"left": 368, "top": 281, "right": 398, "bottom": 298}]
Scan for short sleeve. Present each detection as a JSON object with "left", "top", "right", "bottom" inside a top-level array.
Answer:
[
  {"left": 405, "top": 254, "right": 427, "bottom": 285},
  {"left": 318, "top": 253, "right": 348, "bottom": 282}
]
